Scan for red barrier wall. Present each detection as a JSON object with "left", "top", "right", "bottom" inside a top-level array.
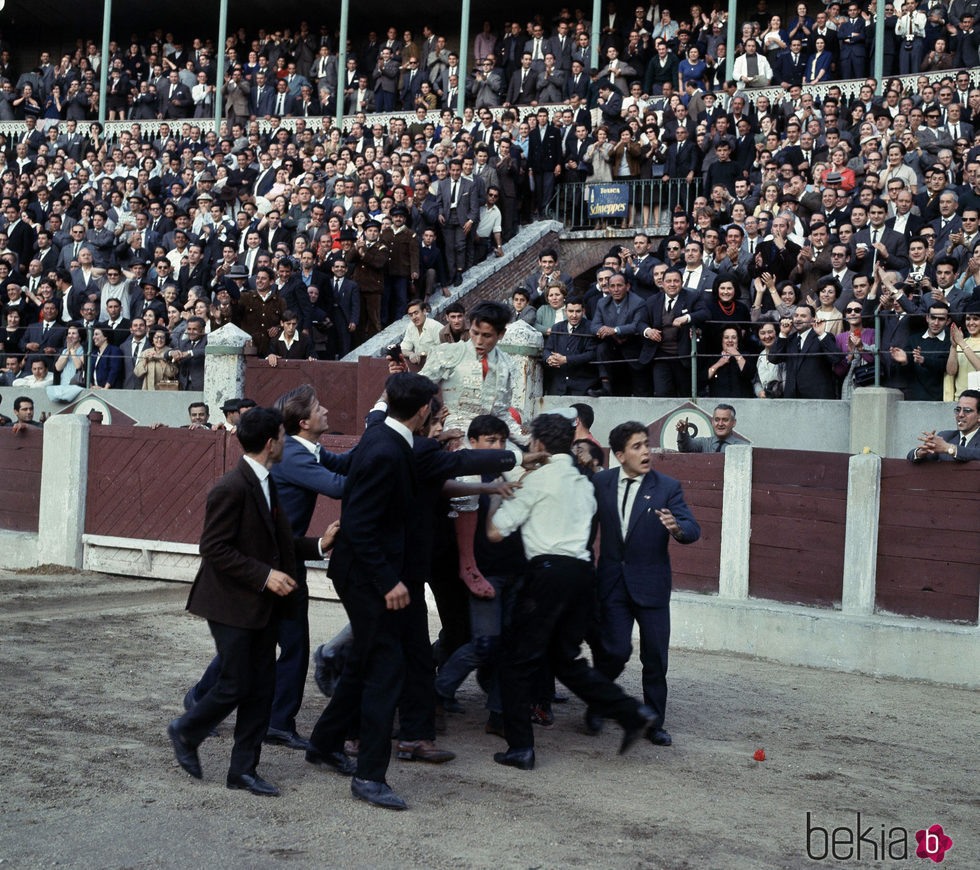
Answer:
[
  {"left": 876, "top": 461, "right": 980, "bottom": 623},
  {"left": 0, "top": 426, "right": 42, "bottom": 532},
  {"left": 748, "top": 449, "right": 850, "bottom": 607},
  {"left": 647, "top": 452, "right": 724, "bottom": 594}
]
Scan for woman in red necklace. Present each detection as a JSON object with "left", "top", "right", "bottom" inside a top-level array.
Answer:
[{"left": 703, "top": 275, "right": 751, "bottom": 358}]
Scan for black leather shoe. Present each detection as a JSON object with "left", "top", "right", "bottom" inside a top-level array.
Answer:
[
  {"left": 351, "top": 777, "right": 407, "bottom": 810},
  {"left": 493, "top": 747, "right": 535, "bottom": 770},
  {"left": 227, "top": 772, "right": 279, "bottom": 796},
  {"left": 167, "top": 719, "right": 202, "bottom": 779},
  {"left": 264, "top": 727, "right": 310, "bottom": 750},
  {"left": 306, "top": 747, "right": 356, "bottom": 776},
  {"left": 584, "top": 709, "right": 603, "bottom": 736},
  {"left": 619, "top": 705, "right": 657, "bottom": 755},
  {"left": 648, "top": 727, "right": 672, "bottom": 746}
]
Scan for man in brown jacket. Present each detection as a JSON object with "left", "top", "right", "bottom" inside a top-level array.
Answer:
[
  {"left": 380, "top": 205, "right": 419, "bottom": 325},
  {"left": 350, "top": 219, "right": 389, "bottom": 342},
  {"left": 167, "top": 407, "right": 339, "bottom": 796},
  {"left": 235, "top": 266, "right": 286, "bottom": 357}
]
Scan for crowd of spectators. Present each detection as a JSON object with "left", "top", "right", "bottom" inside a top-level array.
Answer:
[{"left": 0, "top": 5, "right": 979, "bottom": 403}]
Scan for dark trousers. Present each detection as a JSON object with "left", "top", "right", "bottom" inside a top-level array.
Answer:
[
  {"left": 179, "top": 618, "right": 278, "bottom": 776},
  {"left": 309, "top": 577, "right": 406, "bottom": 783},
  {"left": 592, "top": 576, "right": 670, "bottom": 729},
  {"left": 383, "top": 275, "right": 409, "bottom": 325},
  {"left": 597, "top": 340, "right": 649, "bottom": 396},
  {"left": 375, "top": 90, "right": 395, "bottom": 112},
  {"left": 653, "top": 359, "right": 691, "bottom": 397},
  {"left": 428, "top": 545, "right": 471, "bottom": 661},
  {"left": 190, "top": 586, "right": 309, "bottom": 735},
  {"left": 443, "top": 219, "right": 469, "bottom": 278},
  {"left": 499, "top": 555, "right": 642, "bottom": 750},
  {"left": 533, "top": 170, "right": 556, "bottom": 216},
  {"left": 395, "top": 585, "right": 436, "bottom": 741}
]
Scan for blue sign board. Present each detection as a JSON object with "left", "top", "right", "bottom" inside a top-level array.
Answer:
[{"left": 587, "top": 183, "right": 629, "bottom": 218}]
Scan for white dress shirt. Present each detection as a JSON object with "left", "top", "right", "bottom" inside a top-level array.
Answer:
[{"left": 492, "top": 453, "right": 596, "bottom": 561}]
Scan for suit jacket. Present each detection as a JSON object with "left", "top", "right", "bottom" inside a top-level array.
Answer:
[
  {"left": 931, "top": 214, "right": 963, "bottom": 254},
  {"left": 328, "top": 421, "right": 417, "bottom": 597},
  {"left": 88, "top": 343, "right": 123, "bottom": 389},
  {"left": 437, "top": 176, "right": 480, "bottom": 224},
  {"left": 161, "top": 82, "right": 192, "bottom": 118},
  {"left": 907, "top": 428, "right": 980, "bottom": 462},
  {"left": 543, "top": 318, "right": 598, "bottom": 395},
  {"left": 848, "top": 226, "right": 909, "bottom": 277},
  {"left": 121, "top": 335, "right": 149, "bottom": 389},
  {"left": 249, "top": 84, "right": 275, "bottom": 117},
  {"left": 271, "top": 436, "right": 346, "bottom": 539},
  {"left": 186, "top": 458, "right": 320, "bottom": 629},
  {"left": 639, "top": 289, "right": 709, "bottom": 366},
  {"left": 770, "top": 329, "right": 844, "bottom": 399},
  {"left": 21, "top": 321, "right": 66, "bottom": 354},
  {"left": 528, "top": 122, "right": 563, "bottom": 173},
  {"left": 505, "top": 68, "right": 538, "bottom": 104},
  {"left": 664, "top": 140, "right": 700, "bottom": 179},
  {"left": 593, "top": 468, "right": 701, "bottom": 608},
  {"left": 167, "top": 333, "right": 207, "bottom": 390},
  {"left": 774, "top": 51, "right": 807, "bottom": 86}
]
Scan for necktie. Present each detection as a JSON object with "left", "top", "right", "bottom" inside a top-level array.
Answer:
[
  {"left": 684, "top": 270, "right": 693, "bottom": 288},
  {"left": 480, "top": 353, "right": 489, "bottom": 379},
  {"left": 335, "top": 278, "right": 341, "bottom": 293},
  {"left": 621, "top": 477, "right": 635, "bottom": 520},
  {"left": 73, "top": 241, "right": 79, "bottom": 257},
  {"left": 872, "top": 229, "right": 879, "bottom": 244},
  {"left": 714, "top": 440, "right": 723, "bottom": 453},
  {"left": 960, "top": 434, "right": 967, "bottom": 447},
  {"left": 666, "top": 297, "right": 674, "bottom": 313},
  {"left": 43, "top": 322, "right": 49, "bottom": 335},
  {"left": 451, "top": 181, "right": 458, "bottom": 207}
]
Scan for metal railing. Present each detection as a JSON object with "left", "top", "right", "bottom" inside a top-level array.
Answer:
[{"left": 548, "top": 178, "right": 703, "bottom": 232}]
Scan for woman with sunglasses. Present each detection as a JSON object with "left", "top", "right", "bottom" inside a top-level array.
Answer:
[{"left": 833, "top": 299, "right": 876, "bottom": 400}]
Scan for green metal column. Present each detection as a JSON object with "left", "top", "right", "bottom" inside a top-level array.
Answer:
[
  {"left": 726, "top": 0, "right": 737, "bottom": 86},
  {"left": 335, "top": 0, "right": 350, "bottom": 130},
  {"left": 457, "top": 0, "right": 470, "bottom": 116},
  {"left": 873, "top": 3, "right": 885, "bottom": 84},
  {"left": 214, "top": 0, "right": 228, "bottom": 129},
  {"left": 97, "top": 0, "right": 112, "bottom": 126},
  {"left": 591, "top": 0, "right": 601, "bottom": 70}
]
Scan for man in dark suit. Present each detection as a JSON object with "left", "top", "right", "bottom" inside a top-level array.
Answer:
[
  {"left": 590, "top": 421, "right": 701, "bottom": 744},
  {"left": 907, "top": 390, "right": 980, "bottom": 462},
  {"left": 326, "top": 258, "right": 359, "bottom": 358},
  {"left": 306, "top": 373, "right": 439, "bottom": 811},
  {"left": 590, "top": 272, "right": 649, "bottom": 397},
  {"left": 543, "top": 295, "right": 597, "bottom": 395},
  {"left": 185, "top": 387, "right": 347, "bottom": 752},
  {"left": 638, "top": 269, "right": 709, "bottom": 398},
  {"left": 662, "top": 125, "right": 699, "bottom": 184},
  {"left": 167, "top": 407, "right": 333, "bottom": 796},
  {"left": 849, "top": 199, "right": 909, "bottom": 277},
  {"left": 773, "top": 39, "right": 807, "bottom": 88},
  {"left": 504, "top": 53, "right": 538, "bottom": 105},
  {"left": 166, "top": 316, "right": 207, "bottom": 390},
  {"left": 768, "top": 305, "right": 844, "bottom": 399},
  {"left": 438, "top": 159, "right": 479, "bottom": 287},
  {"left": 121, "top": 317, "right": 149, "bottom": 389},
  {"left": 527, "top": 107, "right": 563, "bottom": 219},
  {"left": 21, "top": 300, "right": 66, "bottom": 363},
  {"left": 160, "top": 71, "right": 192, "bottom": 119}
]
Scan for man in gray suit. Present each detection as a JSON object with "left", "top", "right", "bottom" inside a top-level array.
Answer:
[
  {"left": 676, "top": 404, "right": 750, "bottom": 453},
  {"left": 907, "top": 390, "right": 980, "bottom": 462},
  {"left": 590, "top": 272, "right": 649, "bottom": 396},
  {"left": 167, "top": 316, "right": 208, "bottom": 391},
  {"left": 535, "top": 54, "right": 566, "bottom": 103},
  {"left": 438, "top": 159, "right": 480, "bottom": 287}
]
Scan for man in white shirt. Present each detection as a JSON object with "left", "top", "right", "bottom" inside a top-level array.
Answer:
[
  {"left": 487, "top": 411, "right": 656, "bottom": 770},
  {"left": 399, "top": 299, "right": 444, "bottom": 363}
]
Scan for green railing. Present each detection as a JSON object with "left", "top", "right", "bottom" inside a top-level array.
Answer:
[{"left": 548, "top": 178, "right": 704, "bottom": 232}]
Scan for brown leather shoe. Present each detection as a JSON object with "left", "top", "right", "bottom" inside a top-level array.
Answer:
[{"left": 396, "top": 739, "right": 456, "bottom": 763}]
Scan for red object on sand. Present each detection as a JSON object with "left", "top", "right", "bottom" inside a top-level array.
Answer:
[{"left": 753, "top": 749, "right": 766, "bottom": 761}]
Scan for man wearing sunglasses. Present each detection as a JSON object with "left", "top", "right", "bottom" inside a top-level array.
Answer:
[{"left": 908, "top": 390, "right": 980, "bottom": 462}]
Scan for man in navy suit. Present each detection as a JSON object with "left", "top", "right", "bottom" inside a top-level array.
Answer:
[
  {"left": 184, "top": 386, "right": 347, "bottom": 751},
  {"left": 307, "top": 373, "right": 438, "bottom": 810},
  {"left": 838, "top": 4, "right": 867, "bottom": 79},
  {"left": 907, "top": 390, "right": 980, "bottom": 462},
  {"left": 542, "top": 295, "right": 597, "bottom": 395},
  {"left": 768, "top": 305, "right": 844, "bottom": 399},
  {"left": 774, "top": 38, "right": 807, "bottom": 88},
  {"left": 21, "top": 300, "right": 66, "bottom": 362},
  {"left": 591, "top": 421, "right": 700, "bottom": 745}
]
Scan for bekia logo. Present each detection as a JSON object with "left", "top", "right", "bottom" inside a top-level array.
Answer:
[{"left": 806, "top": 813, "right": 953, "bottom": 862}]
